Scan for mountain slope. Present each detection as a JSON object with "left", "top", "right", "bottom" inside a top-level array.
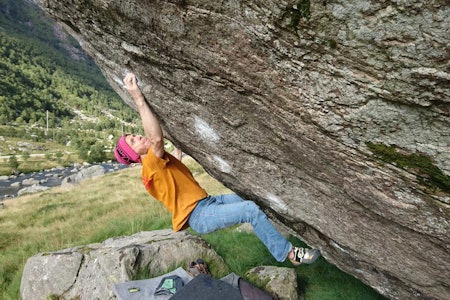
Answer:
[{"left": 0, "top": 0, "right": 137, "bottom": 155}]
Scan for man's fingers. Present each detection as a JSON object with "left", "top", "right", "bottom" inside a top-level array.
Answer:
[{"left": 123, "top": 73, "right": 136, "bottom": 89}]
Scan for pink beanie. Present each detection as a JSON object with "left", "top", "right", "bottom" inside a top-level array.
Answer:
[{"left": 114, "top": 135, "right": 141, "bottom": 165}]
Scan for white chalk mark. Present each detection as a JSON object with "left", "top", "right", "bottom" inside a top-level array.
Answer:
[
  {"left": 330, "top": 240, "right": 349, "bottom": 254},
  {"left": 266, "top": 193, "right": 288, "bottom": 213},
  {"left": 194, "top": 116, "right": 219, "bottom": 145},
  {"left": 112, "top": 75, "right": 124, "bottom": 87},
  {"left": 212, "top": 155, "right": 232, "bottom": 173},
  {"left": 121, "top": 41, "right": 144, "bottom": 56}
]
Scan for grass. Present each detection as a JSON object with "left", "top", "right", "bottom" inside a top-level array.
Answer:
[
  {"left": 366, "top": 142, "right": 450, "bottom": 193},
  {"left": 0, "top": 157, "right": 385, "bottom": 300}
]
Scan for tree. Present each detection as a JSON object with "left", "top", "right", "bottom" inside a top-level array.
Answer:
[
  {"left": 22, "top": 151, "right": 30, "bottom": 161},
  {"left": 8, "top": 155, "right": 19, "bottom": 174},
  {"left": 45, "top": 152, "right": 53, "bottom": 161},
  {"left": 55, "top": 150, "right": 64, "bottom": 163},
  {"left": 87, "top": 142, "right": 106, "bottom": 163}
]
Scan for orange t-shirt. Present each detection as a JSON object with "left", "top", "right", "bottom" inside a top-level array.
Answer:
[{"left": 141, "top": 149, "right": 207, "bottom": 231}]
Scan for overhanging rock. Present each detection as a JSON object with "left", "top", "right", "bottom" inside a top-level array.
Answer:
[{"left": 34, "top": 1, "right": 449, "bottom": 299}]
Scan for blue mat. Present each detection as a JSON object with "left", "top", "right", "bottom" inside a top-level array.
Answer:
[
  {"left": 170, "top": 274, "right": 244, "bottom": 300},
  {"left": 113, "top": 267, "right": 192, "bottom": 300}
]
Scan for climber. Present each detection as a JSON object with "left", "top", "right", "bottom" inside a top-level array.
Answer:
[{"left": 114, "top": 72, "right": 321, "bottom": 266}]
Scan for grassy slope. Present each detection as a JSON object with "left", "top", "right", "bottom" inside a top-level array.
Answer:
[{"left": 0, "top": 157, "right": 385, "bottom": 300}]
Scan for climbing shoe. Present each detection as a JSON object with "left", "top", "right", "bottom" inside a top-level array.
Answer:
[{"left": 290, "top": 247, "right": 320, "bottom": 266}]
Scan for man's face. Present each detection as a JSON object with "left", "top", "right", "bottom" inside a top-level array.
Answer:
[{"left": 125, "top": 134, "right": 151, "bottom": 155}]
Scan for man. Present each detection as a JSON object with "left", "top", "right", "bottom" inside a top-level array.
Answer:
[{"left": 114, "top": 72, "right": 320, "bottom": 266}]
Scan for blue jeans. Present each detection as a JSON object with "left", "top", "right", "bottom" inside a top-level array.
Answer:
[{"left": 188, "top": 194, "right": 292, "bottom": 262}]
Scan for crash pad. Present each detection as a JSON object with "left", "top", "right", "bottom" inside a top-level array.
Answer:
[
  {"left": 113, "top": 267, "right": 192, "bottom": 300},
  {"left": 170, "top": 274, "right": 244, "bottom": 300}
]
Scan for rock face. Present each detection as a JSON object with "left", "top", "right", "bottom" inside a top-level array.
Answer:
[
  {"left": 61, "top": 164, "right": 105, "bottom": 188},
  {"left": 17, "top": 184, "right": 49, "bottom": 196},
  {"left": 20, "top": 230, "right": 229, "bottom": 299},
  {"left": 34, "top": 1, "right": 449, "bottom": 299},
  {"left": 247, "top": 266, "right": 298, "bottom": 300},
  {"left": 20, "top": 230, "right": 298, "bottom": 300}
]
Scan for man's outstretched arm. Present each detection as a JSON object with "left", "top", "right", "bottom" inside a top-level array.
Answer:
[{"left": 123, "top": 73, "right": 165, "bottom": 158}]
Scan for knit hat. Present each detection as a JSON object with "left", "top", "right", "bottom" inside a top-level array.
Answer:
[{"left": 114, "top": 135, "right": 141, "bottom": 165}]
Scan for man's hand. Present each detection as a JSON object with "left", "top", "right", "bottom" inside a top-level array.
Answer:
[
  {"left": 123, "top": 73, "right": 144, "bottom": 101},
  {"left": 173, "top": 148, "right": 183, "bottom": 161}
]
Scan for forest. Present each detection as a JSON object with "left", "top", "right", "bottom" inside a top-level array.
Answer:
[{"left": 0, "top": 0, "right": 138, "bottom": 163}]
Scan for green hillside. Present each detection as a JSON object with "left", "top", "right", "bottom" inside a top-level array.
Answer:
[{"left": 0, "top": 0, "right": 137, "bottom": 164}]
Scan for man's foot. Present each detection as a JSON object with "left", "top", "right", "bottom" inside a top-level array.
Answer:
[
  {"left": 187, "top": 258, "right": 211, "bottom": 277},
  {"left": 289, "top": 247, "right": 320, "bottom": 266}
]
